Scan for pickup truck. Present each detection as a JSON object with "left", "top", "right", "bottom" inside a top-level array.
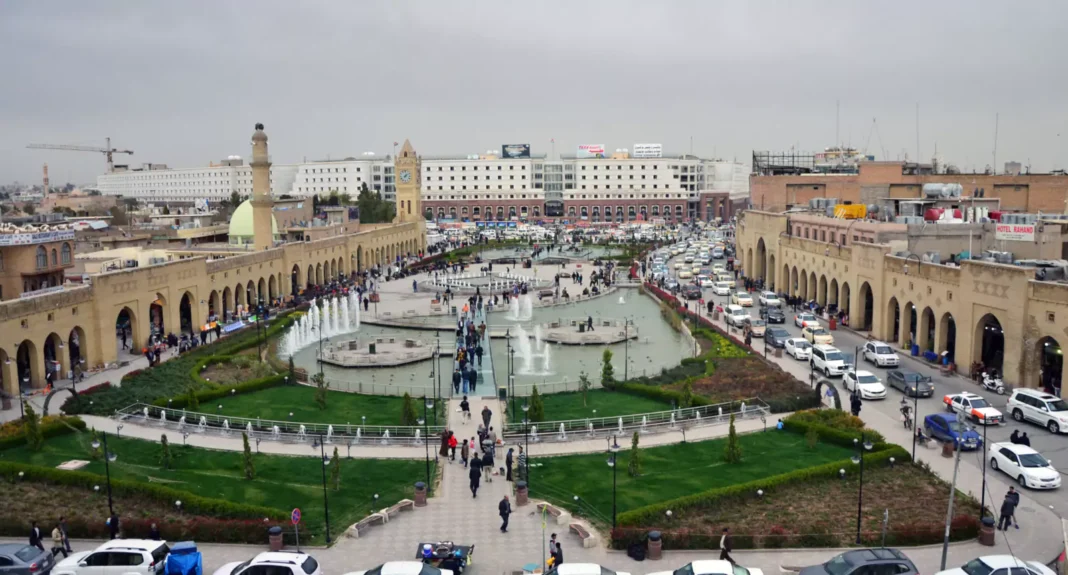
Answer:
[{"left": 943, "top": 392, "right": 1004, "bottom": 425}]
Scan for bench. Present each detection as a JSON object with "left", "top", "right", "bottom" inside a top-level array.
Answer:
[
  {"left": 569, "top": 522, "right": 597, "bottom": 548},
  {"left": 347, "top": 512, "right": 387, "bottom": 539},
  {"left": 385, "top": 499, "right": 415, "bottom": 518},
  {"left": 536, "top": 502, "right": 572, "bottom": 526}
]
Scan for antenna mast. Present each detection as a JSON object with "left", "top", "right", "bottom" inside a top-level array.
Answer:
[{"left": 992, "top": 113, "right": 1000, "bottom": 174}]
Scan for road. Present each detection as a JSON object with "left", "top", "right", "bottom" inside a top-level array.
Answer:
[{"left": 656, "top": 243, "right": 1068, "bottom": 517}]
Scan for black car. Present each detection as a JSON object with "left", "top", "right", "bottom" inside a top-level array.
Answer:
[
  {"left": 800, "top": 548, "right": 918, "bottom": 575},
  {"left": 681, "top": 285, "right": 702, "bottom": 300},
  {"left": 760, "top": 306, "right": 786, "bottom": 323},
  {"left": 887, "top": 370, "right": 935, "bottom": 397},
  {"left": 766, "top": 328, "right": 790, "bottom": 348}
]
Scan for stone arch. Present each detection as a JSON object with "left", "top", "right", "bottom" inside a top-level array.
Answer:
[
  {"left": 745, "top": 248, "right": 753, "bottom": 278},
  {"left": 307, "top": 265, "right": 314, "bottom": 287},
  {"left": 222, "top": 287, "right": 232, "bottom": 316},
  {"left": 974, "top": 313, "right": 1004, "bottom": 373},
  {"left": 268, "top": 274, "right": 278, "bottom": 301},
  {"left": 828, "top": 278, "right": 839, "bottom": 307},
  {"left": 67, "top": 326, "right": 86, "bottom": 372},
  {"left": 815, "top": 379, "right": 843, "bottom": 409},
  {"left": 885, "top": 296, "right": 901, "bottom": 344},
  {"left": 797, "top": 269, "right": 809, "bottom": 300},
  {"left": 857, "top": 281, "right": 873, "bottom": 331},
  {"left": 329, "top": 259, "right": 337, "bottom": 279},
  {"left": 808, "top": 272, "right": 817, "bottom": 302},
  {"left": 179, "top": 291, "right": 195, "bottom": 336},
  {"left": 43, "top": 332, "right": 65, "bottom": 384},
  {"left": 918, "top": 306, "right": 936, "bottom": 352},
  {"left": 149, "top": 293, "right": 167, "bottom": 341},
  {"left": 16, "top": 339, "right": 41, "bottom": 389},
  {"left": 768, "top": 254, "right": 777, "bottom": 290},
  {"left": 208, "top": 289, "right": 220, "bottom": 319},
  {"left": 839, "top": 282, "right": 851, "bottom": 321},
  {"left": 783, "top": 263, "right": 791, "bottom": 294},
  {"left": 246, "top": 280, "right": 257, "bottom": 307},
  {"left": 235, "top": 282, "right": 246, "bottom": 310},
  {"left": 315, "top": 263, "right": 323, "bottom": 285},
  {"left": 755, "top": 238, "right": 767, "bottom": 282},
  {"left": 938, "top": 312, "right": 957, "bottom": 364},
  {"left": 903, "top": 301, "right": 918, "bottom": 349},
  {"left": 1033, "top": 336, "right": 1063, "bottom": 393},
  {"left": 817, "top": 275, "right": 828, "bottom": 306},
  {"left": 258, "top": 277, "right": 267, "bottom": 303},
  {"left": 290, "top": 265, "right": 301, "bottom": 296},
  {"left": 356, "top": 246, "right": 363, "bottom": 271}
]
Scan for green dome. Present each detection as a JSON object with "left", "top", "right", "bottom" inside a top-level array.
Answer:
[{"left": 228, "top": 199, "right": 279, "bottom": 245}]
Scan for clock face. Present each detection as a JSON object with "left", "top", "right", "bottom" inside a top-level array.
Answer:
[{"left": 399, "top": 170, "right": 412, "bottom": 183}]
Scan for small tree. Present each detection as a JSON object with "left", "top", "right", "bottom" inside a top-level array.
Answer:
[
  {"left": 159, "top": 434, "right": 173, "bottom": 469},
  {"left": 723, "top": 412, "right": 743, "bottom": 463},
  {"left": 312, "top": 372, "right": 328, "bottom": 410},
  {"left": 288, "top": 356, "right": 296, "bottom": 383},
  {"left": 529, "top": 385, "right": 545, "bottom": 422},
  {"left": 578, "top": 371, "right": 592, "bottom": 407},
  {"left": 330, "top": 447, "right": 341, "bottom": 490},
  {"left": 400, "top": 392, "right": 418, "bottom": 426},
  {"left": 680, "top": 380, "right": 694, "bottom": 408},
  {"left": 23, "top": 404, "right": 42, "bottom": 451},
  {"left": 187, "top": 387, "right": 199, "bottom": 410},
  {"left": 600, "top": 348, "right": 615, "bottom": 388},
  {"left": 242, "top": 432, "right": 255, "bottom": 479},
  {"left": 805, "top": 428, "right": 819, "bottom": 450},
  {"left": 628, "top": 431, "right": 642, "bottom": 477}
]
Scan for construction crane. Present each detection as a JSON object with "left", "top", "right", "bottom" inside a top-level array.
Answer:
[{"left": 27, "top": 137, "right": 133, "bottom": 173}]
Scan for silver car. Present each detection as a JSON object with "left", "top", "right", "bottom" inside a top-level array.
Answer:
[{"left": 0, "top": 543, "right": 54, "bottom": 575}]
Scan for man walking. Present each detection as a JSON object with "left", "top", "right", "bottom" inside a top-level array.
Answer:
[
  {"left": 499, "top": 495, "right": 512, "bottom": 533},
  {"left": 460, "top": 435, "right": 470, "bottom": 467},
  {"left": 453, "top": 369, "right": 461, "bottom": 394},
  {"left": 719, "top": 527, "right": 735, "bottom": 564},
  {"left": 505, "top": 448, "right": 514, "bottom": 482},
  {"left": 1001, "top": 487, "right": 1021, "bottom": 530},
  {"left": 469, "top": 452, "right": 483, "bottom": 498},
  {"left": 482, "top": 405, "right": 492, "bottom": 430},
  {"left": 517, "top": 445, "right": 527, "bottom": 481},
  {"left": 51, "top": 523, "right": 68, "bottom": 558},
  {"left": 29, "top": 521, "right": 44, "bottom": 551}
]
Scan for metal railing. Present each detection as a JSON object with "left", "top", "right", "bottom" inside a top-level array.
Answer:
[
  {"left": 116, "top": 403, "right": 446, "bottom": 445},
  {"left": 501, "top": 398, "right": 769, "bottom": 439}
]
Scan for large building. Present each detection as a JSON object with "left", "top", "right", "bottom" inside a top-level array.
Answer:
[
  {"left": 96, "top": 143, "right": 748, "bottom": 222},
  {"left": 0, "top": 125, "right": 424, "bottom": 397}
]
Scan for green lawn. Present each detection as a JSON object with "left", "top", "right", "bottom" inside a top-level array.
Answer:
[
  {"left": 512, "top": 390, "right": 671, "bottom": 423},
  {"left": 215, "top": 385, "right": 409, "bottom": 426},
  {"left": 3, "top": 431, "right": 431, "bottom": 543},
  {"left": 529, "top": 431, "right": 852, "bottom": 523}
]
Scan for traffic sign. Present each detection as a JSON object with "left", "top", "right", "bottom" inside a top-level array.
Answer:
[{"left": 291, "top": 508, "right": 301, "bottom": 524}]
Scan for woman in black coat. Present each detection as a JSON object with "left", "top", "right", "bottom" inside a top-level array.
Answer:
[{"left": 468, "top": 453, "right": 482, "bottom": 498}]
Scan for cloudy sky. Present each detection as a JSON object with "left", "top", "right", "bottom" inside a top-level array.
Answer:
[{"left": 1, "top": 1, "right": 1065, "bottom": 184}]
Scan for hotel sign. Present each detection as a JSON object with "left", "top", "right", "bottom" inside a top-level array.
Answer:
[
  {"left": 0, "top": 230, "right": 75, "bottom": 246},
  {"left": 995, "top": 223, "right": 1035, "bottom": 242},
  {"left": 576, "top": 144, "right": 605, "bottom": 158}
]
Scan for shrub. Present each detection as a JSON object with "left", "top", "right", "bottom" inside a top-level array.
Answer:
[
  {"left": 578, "top": 372, "right": 591, "bottom": 407},
  {"left": 600, "top": 349, "right": 615, "bottom": 388},
  {"left": 783, "top": 410, "right": 886, "bottom": 448},
  {"left": 764, "top": 525, "right": 788, "bottom": 548},
  {"left": 330, "top": 447, "right": 341, "bottom": 490},
  {"left": 312, "top": 372, "right": 328, "bottom": 410},
  {"left": 723, "top": 413, "right": 742, "bottom": 463},
  {"left": 529, "top": 386, "right": 545, "bottom": 422},
  {"left": 400, "top": 393, "right": 418, "bottom": 426},
  {"left": 627, "top": 431, "right": 641, "bottom": 477},
  {"left": 242, "top": 432, "right": 255, "bottom": 480},
  {"left": 79, "top": 382, "right": 112, "bottom": 396},
  {"left": 23, "top": 404, "right": 42, "bottom": 452},
  {"left": 805, "top": 428, "right": 819, "bottom": 450}
]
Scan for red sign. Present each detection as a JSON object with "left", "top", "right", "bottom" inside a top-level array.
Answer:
[{"left": 291, "top": 508, "right": 301, "bottom": 524}]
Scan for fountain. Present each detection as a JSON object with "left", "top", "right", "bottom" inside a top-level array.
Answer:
[
  {"left": 740, "top": 402, "right": 746, "bottom": 414},
  {"left": 508, "top": 297, "right": 520, "bottom": 320},
  {"left": 414, "top": 429, "right": 422, "bottom": 444},
  {"left": 587, "top": 421, "right": 595, "bottom": 437},
  {"left": 272, "top": 425, "right": 281, "bottom": 440},
  {"left": 670, "top": 412, "right": 677, "bottom": 429},
  {"left": 618, "top": 417, "right": 624, "bottom": 434},
  {"left": 246, "top": 422, "right": 253, "bottom": 436},
  {"left": 619, "top": 294, "right": 626, "bottom": 305},
  {"left": 355, "top": 428, "right": 362, "bottom": 443},
  {"left": 326, "top": 425, "right": 334, "bottom": 444},
  {"left": 159, "top": 410, "right": 168, "bottom": 426},
  {"left": 142, "top": 407, "right": 150, "bottom": 419},
  {"left": 178, "top": 415, "right": 186, "bottom": 429},
  {"left": 520, "top": 294, "right": 533, "bottom": 320},
  {"left": 279, "top": 295, "right": 363, "bottom": 357},
  {"left": 514, "top": 324, "right": 553, "bottom": 376},
  {"left": 531, "top": 425, "right": 539, "bottom": 442},
  {"left": 222, "top": 420, "right": 231, "bottom": 434},
  {"left": 197, "top": 416, "right": 207, "bottom": 432},
  {"left": 558, "top": 423, "right": 567, "bottom": 441},
  {"left": 695, "top": 410, "right": 702, "bottom": 422},
  {"left": 542, "top": 342, "right": 552, "bottom": 374},
  {"left": 381, "top": 430, "right": 390, "bottom": 445},
  {"left": 640, "top": 415, "right": 648, "bottom": 433},
  {"left": 718, "top": 406, "right": 723, "bottom": 418},
  {"left": 298, "top": 425, "right": 307, "bottom": 441}
]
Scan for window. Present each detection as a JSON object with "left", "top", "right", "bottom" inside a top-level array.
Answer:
[
  {"left": 36, "top": 246, "right": 47, "bottom": 269},
  {"left": 61, "top": 243, "right": 72, "bottom": 264}
]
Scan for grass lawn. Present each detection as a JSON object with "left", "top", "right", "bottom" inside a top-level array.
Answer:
[
  {"left": 511, "top": 389, "right": 670, "bottom": 423},
  {"left": 2, "top": 431, "right": 431, "bottom": 543},
  {"left": 215, "top": 385, "right": 409, "bottom": 426},
  {"left": 529, "top": 431, "right": 852, "bottom": 523}
]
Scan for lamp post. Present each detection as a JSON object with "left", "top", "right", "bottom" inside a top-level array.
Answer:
[
  {"left": 852, "top": 434, "right": 874, "bottom": 544},
  {"left": 509, "top": 347, "right": 517, "bottom": 421},
  {"left": 315, "top": 301, "right": 325, "bottom": 379},
  {"left": 979, "top": 422, "right": 989, "bottom": 521},
  {"left": 318, "top": 433, "right": 332, "bottom": 544},
  {"left": 607, "top": 435, "right": 620, "bottom": 529},
  {"left": 522, "top": 400, "right": 531, "bottom": 487},
  {"left": 421, "top": 397, "right": 432, "bottom": 486},
  {"left": 90, "top": 432, "right": 117, "bottom": 516},
  {"left": 429, "top": 345, "right": 437, "bottom": 425},
  {"left": 624, "top": 318, "right": 630, "bottom": 381},
  {"left": 255, "top": 299, "right": 266, "bottom": 363}
]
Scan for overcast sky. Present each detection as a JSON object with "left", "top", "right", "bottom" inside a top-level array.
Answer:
[{"left": 1, "top": 1, "right": 1066, "bottom": 185}]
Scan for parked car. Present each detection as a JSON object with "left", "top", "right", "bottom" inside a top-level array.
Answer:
[
  {"left": 725, "top": 305, "right": 750, "bottom": 327},
  {"left": 943, "top": 393, "right": 1004, "bottom": 425},
  {"left": 681, "top": 285, "right": 702, "bottom": 300},
  {"left": 923, "top": 413, "right": 983, "bottom": 450},
  {"left": 811, "top": 345, "right": 847, "bottom": 377},
  {"left": 760, "top": 306, "right": 785, "bottom": 324},
  {"left": 699, "top": 276, "right": 716, "bottom": 288},
  {"left": 0, "top": 543, "right": 55, "bottom": 575},
  {"left": 731, "top": 292, "right": 753, "bottom": 307},
  {"left": 843, "top": 370, "right": 887, "bottom": 399},
  {"left": 711, "top": 282, "right": 731, "bottom": 296},
  {"left": 744, "top": 317, "right": 766, "bottom": 337},
  {"left": 647, "top": 560, "right": 763, "bottom": 575},
  {"left": 794, "top": 312, "right": 819, "bottom": 328},
  {"left": 989, "top": 443, "right": 1061, "bottom": 489},
  {"left": 345, "top": 562, "right": 454, "bottom": 575},
  {"left": 861, "top": 341, "right": 900, "bottom": 367},
  {"left": 887, "top": 370, "right": 935, "bottom": 398},
  {"left": 1007, "top": 389, "right": 1068, "bottom": 434},
  {"left": 545, "top": 564, "right": 632, "bottom": 575},
  {"left": 759, "top": 292, "right": 781, "bottom": 307},
  {"left": 55, "top": 540, "right": 171, "bottom": 575},
  {"left": 766, "top": 328, "right": 791, "bottom": 348},
  {"left": 785, "top": 338, "right": 812, "bottom": 360},
  {"left": 802, "top": 325, "right": 834, "bottom": 345},
  {"left": 935, "top": 556, "right": 1057, "bottom": 575},
  {"left": 799, "top": 548, "right": 918, "bottom": 575}
]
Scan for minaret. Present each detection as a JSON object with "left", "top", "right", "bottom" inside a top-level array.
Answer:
[{"left": 250, "top": 123, "right": 274, "bottom": 251}]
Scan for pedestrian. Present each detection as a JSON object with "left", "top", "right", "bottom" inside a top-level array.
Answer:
[
  {"left": 517, "top": 445, "right": 528, "bottom": 481},
  {"left": 549, "top": 533, "right": 561, "bottom": 565},
  {"left": 719, "top": 527, "right": 735, "bottom": 564},
  {"left": 29, "top": 521, "right": 44, "bottom": 551},
  {"left": 482, "top": 405, "right": 492, "bottom": 429},
  {"left": 1005, "top": 487, "right": 1021, "bottom": 529},
  {"left": 505, "top": 448, "right": 514, "bottom": 482},
  {"left": 148, "top": 523, "right": 161, "bottom": 541},
  {"left": 850, "top": 391, "right": 862, "bottom": 417},
  {"left": 453, "top": 369, "right": 461, "bottom": 394},
  {"left": 108, "top": 512, "right": 119, "bottom": 540},
  {"left": 448, "top": 432, "right": 458, "bottom": 461},
  {"left": 488, "top": 426, "right": 498, "bottom": 457},
  {"left": 439, "top": 430, "right": 450, "bottom": 459},
  {"left": 469, "top": 452, "right": 483, "bottom": 498},
  {"left": 476, "top": 344, "right": 484, "bottom": 366},
  {"left": 499, "top": 495, "right": 512, "bottom": 532},
  {"left": 460, "top": 395, "right": 471, "bottom": 422},
  {"left": 998, "top": 492, "right": 1016, "bottom": 531},
  {"left": 460, "top": 435, "right": 470, "bottom": 467},
  {"left": 482, "top": 449, "right": 494, "bottom": 483},
  {"left": 120, "top": 328, "right": 128, "bottom": 350},
  {"left": 1010, "top": 430, "right": 1020, "bottom": 444},
  {"left": 744, "top": 330, "right": 752, "bottom": 348},
  {"left": 554, "top": 542, "right": 564, "bottom": 566},
  {"left": 59, "top": 516, "right": 71, "bottom": 553},
  {"left": 51, "top": 523, "right": 68, "bottom": 558},
  {"left": 1020, "top": 433, "right": 1031, "bottom": 447}
]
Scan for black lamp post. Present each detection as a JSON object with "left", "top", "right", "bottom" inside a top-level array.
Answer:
[
  {"left": 624, "top": 318, "right": 630, "bottom": 381},
  {"left": 421, "top": 396, "right": 433, "bottom": 486},
  {"left": 90, "top": 432, "right": 117, "bottom": 516},
  {"left": 429, "top": 346, "right": 437, "bottom": 425},
  {"left": 509, "top": 347, "right": 516, "bottom": 421},
  {"left": 522, "top": 400, "right": 531, "bottom": 487},
  {"left": 607, "top": 435, "right": 620, "bottom": 529},
  {"left": 318, "top": 434, "right": 332, "bottom": 544},
  {"left": 979, "top": 422, "right": 989, "bottom": 520},
  {"left": 852, "top": 434, "right": 874, "bottom": 544},
  {"left": 315, "top": 301, "right": 325, "bottom": 379}
]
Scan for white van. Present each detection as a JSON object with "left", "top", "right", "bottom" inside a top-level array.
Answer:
[
  {"left": 811, "top": 344, "right": 847, "bottom": 377},
  {"left": 725, "top": 304, "right": 750, "bottom": 327}
]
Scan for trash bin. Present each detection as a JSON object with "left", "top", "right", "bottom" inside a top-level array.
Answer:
[
  {"left": 414, "top": 481, "right": 428, "bottom": 507},
  {"left": 829, "top": 317, "right": 837, "bottom": 330},
  {"left": 979, "top": 517, "right": 996, "bottom": 546},
  {"left": 498, "top": 386, "right": 507, "bottom": 401},
  {"left": 911, "top": 344, "right": 920, "bottom": 356},
  {"left": 647, "top": 530, "right": 663, "bottom": 561},
  {"left": 579, "top": 323, "right": 587, "bottom": 333},
  {"left": 516, "top": 480, "right": 529, "bottom": 506},
  {"left": 268, "top": 526, "right": 283, "bottom": 551}
]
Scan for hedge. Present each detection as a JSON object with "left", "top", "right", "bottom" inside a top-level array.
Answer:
[
  {"left": 0, "top": 513, "right": 292, "bottom": 545},
  {"left": 153, "top": 373, "right": 287, "bottom": 410},
  {"left": 782, "top": 410, "right": 887, "bottom": 448},
  {"left": 0, "top": 461, "right": 286, "bottom": 521},
  {"left": 0, "top": 416, "right": 86, "bottom": 451}
]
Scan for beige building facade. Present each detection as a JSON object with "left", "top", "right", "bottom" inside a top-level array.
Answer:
[{"left": 736, "top": 209, "right": 1068, "bottom": 393}]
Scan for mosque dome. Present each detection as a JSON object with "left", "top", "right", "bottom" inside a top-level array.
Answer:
[{"left": 228, "top": 200, "right": 278, "bottom": 245}]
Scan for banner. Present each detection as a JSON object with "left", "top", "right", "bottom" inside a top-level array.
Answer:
[
  {"left": 0, "top": 230, "right": 75, "bottom": 246},
  {"left": 632, "top": 143, "right": 663, "bottom": 158},
  {"left": 995, "top": 223, "right": 1035, "bottom": 241},
  {"left": 501, "top": 144, "right": 531, "bottom": 159},
  {"left": 576, "top": 144, "right": 605, "bottom": 159}
]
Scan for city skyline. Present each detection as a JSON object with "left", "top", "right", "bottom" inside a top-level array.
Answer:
[{"left": 1, "top": 1, "right": 1066, "bottom": 183}]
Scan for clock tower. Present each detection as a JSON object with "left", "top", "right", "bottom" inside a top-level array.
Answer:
[{"left": 393, "top": 139, "right": 423, "bottom": 224}]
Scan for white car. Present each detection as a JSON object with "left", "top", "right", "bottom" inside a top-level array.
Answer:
[
  {"left": 731, "top": 292, "right": 754, "bottom": 307},
  {"left": 546, "top": 564, "right": 631, "bottom": 575},
  {"left": 679, "top": 270, "right": 694, "bottom": 280},
  {"left": 1007, "top": 389, "right": 1068, "bottom": 434},
  {"left": 936, "top": 556, "right": 1057, "bottom": 575},
  {"left": 785, "top": 338, "right": 812, "bottom": 360},
  {"left": 843, "top": 370, "right": 887, "bottom": 400},
  {"left": 216, "top": 554, "right": 323, "bottom": 575},
  {"left": 758, "top": 292, "right": 781, "bottom": 307},
  {"left": 55, "top": 540, "right": 171, "bottom": 575},
  {"left": 794, "top": 312, "right": 819, "bottom": 328},
  {"left": 988, "top": 443, "right": 1061, "bottom": 490},
  {"left": 943, "top": 392, "right": 1005, "bottom": 425},
  {"left": 862, "top": 341, "right": 900, "bottom": 367},
  {"left": 711, "top": 282, "right": 731, "bottom": 296},
  {"left": 648, "top": 560, "right": 763, "bottom": 575},
  {"left": 802, "top": 325, "right": 834, "bottom": 345},
  {"left": 345, "top": 562, "right": 454, "bottom": 575}
]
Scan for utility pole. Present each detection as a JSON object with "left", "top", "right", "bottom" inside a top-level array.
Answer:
[{"left": 940, "top": 438, "right": 963, "bottom": 570}]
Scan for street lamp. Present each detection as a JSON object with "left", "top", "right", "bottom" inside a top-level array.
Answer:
[
  {"left": 429, "top": 347, "right": 437, "bottom": 425},
  {"left": 420, "top": 397, "right": 433, "bottom": 486},
  {"left": 606, "top": 435, "right": 621, "bottom": 529},
  {"left": 318, "top": 433, "right": 332, "bottom": 544},
  {"left": 624, "top": 318, "right": 630, "bottom": 381},
  {"left": 852, "top": 435, "right": 874, "bottom": 544},
  {"left": 902, "top": 253, "right": 922, "bottom": 276},
  {"left": 90, "top": 432, "right": 117, "bottom": 516},
  {"left": 522, "top": 400, "right": 531, "bottom": 486}
]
